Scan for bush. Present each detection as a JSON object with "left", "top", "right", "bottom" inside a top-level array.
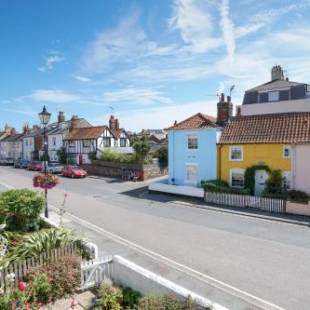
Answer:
[
  {"left": 27, "top": 272, "right": 51, "bottom": 304},
  {"left": 154, "top": 146, "right": 168, "bottom": 167},
  {"left": 122, "top": 286, "right": 142, "bottom": 308},
  {"left": 264, "top": 170, "right": 284, "bottom": 195},
  {"left": 288, "top": 190, "right": 309, "bottom": 204},
  {"left": 202, "top": 180, "right": 250, "bottom": 195},
  {"left": 26, "top": 254, "right": 81, "bottom": 301},
  {"left": 100, "top": 149, "right": 138, "bottom": 164},
  {"left": 0, "top": 189, "right": 44, "bottom": 231},
  {"left": 97, "top": 284, "right": 123, "bottom": 310}
]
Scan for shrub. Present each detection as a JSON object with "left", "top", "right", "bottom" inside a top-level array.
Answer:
[
  {"left": 154, "top": 146, "right": 168, "bottom": 167},
  {"left": 100, "top": 150, "right": 138, "bottom": 164},
  {"left": 122, "top": 286, "right": 142, "bottom": 308},
  {"left": 202, "top": 180, "right": 250, "bottom": 195},
  {"left": 131, "top": 137, "right": 151, "bottom": 164},
  {"left": 2, "top": 228, "right": 84, "bottom": 265},
  {"left": 264, "top": 170, "right": 284, "bottom": 195},
  {"left": 27, "top": 272, "right": 51, "bottom": 304},
  {"left": 97, "top": 284, "right": 123, "bottom": 310},
  {"left": 0, "top": 189, "right": 44, "bottom": 231},
  {"left": 288, "top": 190, "right": 309, "bottom": 204},
  {"left": 26, "top": 254, "right": 81, "bottom": 301}
]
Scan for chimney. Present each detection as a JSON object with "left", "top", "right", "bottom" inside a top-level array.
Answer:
[
  {"left": 236, "top": 105, "right": 242, "bottom": 117},
  {"left": 70, "top": 115, "right": 79, "bottom": 131},
  {"left": 58, "top": 111, "right": 65, "bottom": 123},
  {"left": 23, "top": 124, "right": 30, "bottom": 134},
  {"left": 10, "top": 128, "right": 16, "bottom": 136},
  {"left": 109, "top": 115, "right": 118, "bottom": 130},
  {"left": 217, "top": 93, "right": 233, "bottom": 127},
  {"left": 271, "top": 65, "right": 284, "bottom": 81}
]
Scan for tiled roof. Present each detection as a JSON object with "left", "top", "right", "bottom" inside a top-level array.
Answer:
[
  {"left": 64, "top": 126, "right": 106, "bottom": 140},
  {"left": 168, "top": 113, "right": 218, "bottom": 130},
  {"left": 2, "top": 133, "right": 24, "bottom": 142},
  {"left": 219, "top": 112, "right": 310, "bottom": 144}
]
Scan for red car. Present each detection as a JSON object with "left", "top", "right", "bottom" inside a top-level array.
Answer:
[
  {"left": 62, "top": 165, "right": 87, "bottom": 178},
  {"left": 27, "top": 161, "right": 43, "bottom": 171}
]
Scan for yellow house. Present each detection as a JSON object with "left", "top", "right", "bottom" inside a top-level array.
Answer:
[{"left": 218, "top": 112, "right": 310, "bottom": 196}]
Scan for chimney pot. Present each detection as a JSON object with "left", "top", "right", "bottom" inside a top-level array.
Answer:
[
  {"left": 58, "top": 111, "right": 65, "bottom": 123},
  {"left": 217, "top": 93, "right": 233, "bottom": 127},
  {"left": 70, "top": 115, "right": 79, "bottom": 130},
  {"left": 271, "top": 65, "right": 284, "bottom": 81}
]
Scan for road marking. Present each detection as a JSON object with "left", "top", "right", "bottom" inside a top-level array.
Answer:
[
  {"left": 65, "top": 211, "right": 285, "bottom": 310},
  {"left": 0, "top": 177, "right": 285, "bottom": 310}
]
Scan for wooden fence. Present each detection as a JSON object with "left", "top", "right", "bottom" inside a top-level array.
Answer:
[
  {"left": 0, "top": 243, "right": 78, "bottom": 291},
  {"left": 204, "top": 191, "right": 286, "bottom": 213}
]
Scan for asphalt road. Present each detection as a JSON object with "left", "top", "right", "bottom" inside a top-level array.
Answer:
[{"left": 0, "top": 166, "right": 310, "bottom": 310}]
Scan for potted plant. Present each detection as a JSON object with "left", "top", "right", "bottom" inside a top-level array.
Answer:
[{"left": 33, "top": 174, "right": 59, "bottom": 189}]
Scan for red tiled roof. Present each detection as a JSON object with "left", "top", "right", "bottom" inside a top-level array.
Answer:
[
  {"left": 64, "top": 126, "right": 106, "bottom": 140},
  {"left": 169, "top": 113, "right": 218, "bottom": 130},
  {"left": 219, "top": 112, "right": 310, "bottom": 144}
]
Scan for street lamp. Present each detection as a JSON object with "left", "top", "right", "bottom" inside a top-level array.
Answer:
[{"left": 38, "top": 106, "right": 51, "bottom": 218}]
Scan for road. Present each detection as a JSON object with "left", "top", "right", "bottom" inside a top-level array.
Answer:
[{"left": 0, "top": 166, "right": 310, "bottom": 310}]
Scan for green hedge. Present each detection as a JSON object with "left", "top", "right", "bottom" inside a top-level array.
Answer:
[{"left": 202, "top": 180, "right": 251, "bottom": 195}]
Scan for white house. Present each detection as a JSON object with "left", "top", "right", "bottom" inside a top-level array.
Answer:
[
  {"left": 1, "top": 133, "right": 24, "bottom": 159},
  {"left": 47, "top": 112, "right": 91, "bottom": 162},
  {"left": 64, "top": 115, "right": 131, "bottom": 165},
  {"left": 0, "top": 125, "right": 12, "bottom": 158}
]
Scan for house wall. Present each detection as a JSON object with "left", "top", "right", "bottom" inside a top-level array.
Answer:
[
  {"left": 293, "top": 144, "right": 310, "bottom": 194},
  {"left": 13, "top": 141, "right": 23, "bottom": 159},
  {"left": 168, "top": 128, "right": 218, "bottom": 186},
  {"left": 48, "top": 133, "right": 65, "bottom": 162},
  {"left": 241, "top": 98, "right": 310, "bottom": 116},
  {"left": 219, "top": 144, "right": 291, "bottom": 184},
  {"left": 22, "top": 137, "right": 35, "bottom": 160}
]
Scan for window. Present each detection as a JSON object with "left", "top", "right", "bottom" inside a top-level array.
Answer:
[
  {"left": 268, "top": 91, "right": 279, "bottom": 102},
  {"left": 229, "top": 146, "right": 243, "bottom": 161},
  {"left": 186, "top": 164, "right": 198, "bottom": 183},
  {"left": 283, "top": 145, "right": 291, "bottom": 159},
  {"left": 83, "top": 140, "right": 91, "bottom": 147},
  {"left": 188, "top": 135, "right": 198, "bottom": 150},
  {"left": 30, "top": 139, "right": 32, "bottom": 146},
  {"left": 230, "top": 169, "right": 245, "bottom": 188},
  {"left": 120, "top": 138, "right": 127, "bottom": 147},
  {"left": 103, "top": 137, "right": 111, "bottom": 147},
  {"left": 25, "top": 140, "right": 28, "bottom": 146},
  {"left": 283, "top": 171, "right": 291, "bottom": 190},
  {"left": 68, "top": 141, "right": 75, "bottom": 147},
  {"left": 52, "top": 137, "right": 56, "bottom": 146}
]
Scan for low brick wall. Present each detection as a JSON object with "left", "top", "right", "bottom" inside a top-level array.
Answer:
[
  {"left": 82, "top": 160, "right": 167, "bottom": 181},
  {"left": 286, "top": 201, "right": 310, "bottom": 216}
]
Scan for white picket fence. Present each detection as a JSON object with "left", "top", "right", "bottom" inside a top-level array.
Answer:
[
  {"left": 0, "top": 243, "right": 78, "bottom": 290},
  {"left": 205, "top": 191, "right": 286, "bottom": 213},
  {"left": 80, "top": 256, "right": 113, "bottom": 290}
]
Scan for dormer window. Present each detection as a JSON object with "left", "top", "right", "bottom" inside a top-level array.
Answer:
[{"left": 268, "top": 91, "right": 279, "bottom": 102}]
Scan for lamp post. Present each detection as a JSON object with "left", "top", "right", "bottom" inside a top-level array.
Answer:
[{"left": 38, "top": 106, "right": 51, "bottom": 218}]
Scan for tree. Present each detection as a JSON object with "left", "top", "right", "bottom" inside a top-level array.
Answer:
[
  {"left": 131, "top": 137, "right": 151, "bottom": 164},
  {"left": 265, "top": 170, "right": 284, "bottom": 194},
  {"left": 154, "top": 145, "right": 168, "bottom": 167}
]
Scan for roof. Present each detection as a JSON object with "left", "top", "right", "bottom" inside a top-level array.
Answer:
[
  {"left": 219, "top": 112, "right": 310, "bottom": 144},
  {"left": 48, "top": 118, "right": 91, "bottom": 135},
  {"left": 168, "top": 113, "right": 218, "bottom": 130},
  {"left": 64, "top": 126, "right": 106, "bottom": 140},
  {"left": 2, "top": 133, "right": 24, "bottom": 142},
  {"left": 246, "top": 79, "right": 304, "bottom": 93}
]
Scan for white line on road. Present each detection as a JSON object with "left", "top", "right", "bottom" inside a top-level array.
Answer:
[{"left": 0, "top": 179, "right": 285, "bottom": 310}]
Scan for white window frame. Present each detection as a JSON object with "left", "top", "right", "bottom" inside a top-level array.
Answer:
[
  {"left": 229, "top": 146, "right": 243, "bottom": 161},
  {"left": 83, "top": 140, "right": 91, "bottom": 147},
  {"left": 185, "top": 163, "right": 198, "bottom": 184},
  {"left": 187, "top": 134, "right": 198, "bottom": 150},
  {"left": 68, "top": 140, "right": 75, "bottom": 147},
  {"left": 230, "top": 168, "right": 245, "bottom": 189},
  {"left": 283, "top": 145, "right": 291, "bottom": 159},
  {"left": 268, "top": 91, "right": 279, "bottom": 102}
]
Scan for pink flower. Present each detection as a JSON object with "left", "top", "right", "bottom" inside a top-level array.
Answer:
[{"left": 18, "top": 281, "right": 27, "bottom": 291}]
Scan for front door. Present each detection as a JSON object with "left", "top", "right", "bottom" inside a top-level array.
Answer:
[{"left": 255, "top": 170, "right": 269, "bottom": 196}]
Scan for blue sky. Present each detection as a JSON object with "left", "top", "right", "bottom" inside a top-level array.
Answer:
[{"left": 1, "top": 0, "right": 310, "bottom": 132}]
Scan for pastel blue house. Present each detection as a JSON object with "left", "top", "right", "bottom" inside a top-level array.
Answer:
[{"left": 168, "top": 113, "right": 222, "bottom": 187}]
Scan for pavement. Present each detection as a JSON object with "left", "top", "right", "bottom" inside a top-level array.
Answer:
[{"left": 0, "top": 166, "right": 310, "bottom": 310}]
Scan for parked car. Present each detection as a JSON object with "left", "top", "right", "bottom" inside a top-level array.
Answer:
[
  {"left": 0, "top": 157, "right": 14, "bottom": 165},
  {"left": 47, "top": 163, "right": 64, "bottom": 174},
  {"left": 14, "top": 158, "right": 30, "bottom": 168},
  {"left": 27, "top": 161, "right": 43, "bottom": 171},
  {"left": 62, "top": 165, "right": 87, "bottom": 178}
]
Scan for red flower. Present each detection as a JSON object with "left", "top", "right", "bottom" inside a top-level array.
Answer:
[{"left": 18, "top": 281, "right": 27, "bottom": 291}]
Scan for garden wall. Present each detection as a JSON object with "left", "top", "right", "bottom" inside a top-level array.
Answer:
[
  {"left": 82, "top": 160, "right": 167, "bottom": 181},
  {"left": 286, "top": 201, "right": 310, "bottom": 216}
]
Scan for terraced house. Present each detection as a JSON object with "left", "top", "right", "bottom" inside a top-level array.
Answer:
[{"left": 218, "top": 66, "right": 310, "bottom": 195}]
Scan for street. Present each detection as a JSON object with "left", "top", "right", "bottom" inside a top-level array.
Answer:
[{"left": 0, "top": 166, "right": 310, "bottom": 310}]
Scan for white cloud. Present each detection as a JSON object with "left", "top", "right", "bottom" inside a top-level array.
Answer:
[
  {"left": 102, "top": 87, "right": 173, "bottom": 105},
  {"left": 18, "top": 89, "right": 79, "bottom": 103},
  {"left": 219, "top": 0, "right": 235, "bottom": 62},
  {"left": 169, "top": 0, "right": 221, "bottom": 53},
  {"left": 38, "top": 52, "right": 65, "bottom": 72},
  {"left": 73, "top": 75, "right": 92, "bottom": 82}
]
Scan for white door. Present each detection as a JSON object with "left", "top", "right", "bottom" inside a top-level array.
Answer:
[{"left": 255, "top": 170, "right": 269, "bottom": 196}]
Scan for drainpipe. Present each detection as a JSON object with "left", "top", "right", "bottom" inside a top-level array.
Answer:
[
  {"left": 218, "top": 144, "right": 222, "bottom": 181},
  {"left": 292, "top": 143, "right": 296, "bottom": 190}
]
